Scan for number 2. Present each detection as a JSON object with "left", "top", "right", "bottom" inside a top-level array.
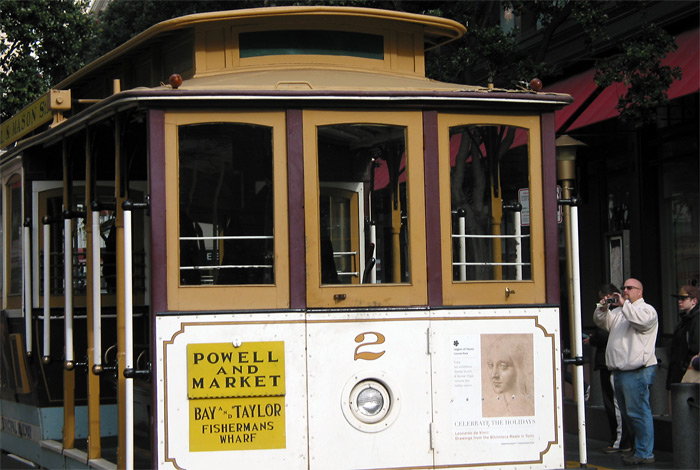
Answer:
[{"left": 354, "top": 332, "right": 386, "bottom": 361}]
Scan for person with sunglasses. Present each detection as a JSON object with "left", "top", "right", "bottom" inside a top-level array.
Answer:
[
  {"left": 666, "top": 285, "right": 699, "bottom": 391},
  {"left": 589, "top": 283, "right": 632, "bottom": 454},
  {"left": 594, "top": 278, "right": 658, "bottom": 466}
]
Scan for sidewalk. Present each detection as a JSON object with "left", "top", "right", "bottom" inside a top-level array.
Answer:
[{"left": 564, "top": 432, "right": 676, "bottom": 470}]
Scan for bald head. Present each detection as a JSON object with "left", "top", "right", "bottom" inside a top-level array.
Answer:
[{"left": 622, "top": 278, "right": 644, "bottom": 302}]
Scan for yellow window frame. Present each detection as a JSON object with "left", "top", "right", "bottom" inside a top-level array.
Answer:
[
  {"left": 303, "top": 110, "right": 427, "bottom": 308},
  {"left": 438, "top": 113, "right": 546, "bottom": 305},
  {"left": 164, "top": 111, "right": 289, "bottom": 311}
]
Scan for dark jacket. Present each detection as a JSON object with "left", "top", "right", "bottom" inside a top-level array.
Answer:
[
  {"left": 666, "top": 303, "right": 700, "bottom": 389},
  {"left": 588, "top": 326, "right": 610, "bottom": 371}
]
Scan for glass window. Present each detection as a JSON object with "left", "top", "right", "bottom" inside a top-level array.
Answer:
[
  {"left": 8, "top": 175, "right": 22, "bottom": 296},
  {"left": 178, "top": 123, "right": 274, "bottom": 286},
  {"left": 317, "top": 124, "right": 409, "bottom": 285},
  {"left": 449, "top": 125, "right": 531, "bottom": 282},
  {"left": 303, "top": 111, "right": 427, "bottom": 308},
  {"left": 239, "top": 30, "right": 384, "bottom": 60}
]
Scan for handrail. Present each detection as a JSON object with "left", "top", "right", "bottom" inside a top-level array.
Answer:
[
  {"left": 91, "top": 208, "right": 102, "bottom": 372},
  {"left": 64, "top": 216, "right": 74, "bottom": 369},
  {"left": 452, "top": 207, "right": 527, "bottom": 280},
  {"left": 123, "top": 205, "right": 134, "bottom": 470},
  {"left": 180, "top": 264, "right": 272, "bottom": 270},
  {"left": 179, "top": 235, "right": 273, "bottom": 241},
  {"left": 23, "top": 221, "right": 33, "bottom": 356},
  {"left": 42, "top": 217, "right": 51, "bottom": 363}
]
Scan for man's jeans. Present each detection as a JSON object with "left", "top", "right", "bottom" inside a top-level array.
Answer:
[{"left": 613, "top": 365, "right": 657, "bottom": 459}]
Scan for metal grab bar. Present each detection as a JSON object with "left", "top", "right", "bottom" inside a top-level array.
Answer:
[
  {"left": 452, "top": 233, "right": 530, "bottom": 239},
  {"left": 180, "top": 264, "right": 273, "bottom": 270},
  {"left": 452, "top": 208, "right": 527, "bottom": 281},
  {"left": 23, "top": 221, "right": 32, "bottom": 356},
  {"left": 43, "top": 218, "right": 51, "bottom": 363},
  {"left": 64, "top": 216, "right": 74, "bottom": 368},
  {"left": 123, "top": 205, "right": 135, "bottom": 470},
  {"left": 453, "top": 262, "right": 531, "bottom": 266},
  {"left": 179, "top": 235, "right": 273, "bottom": 241},
  {"left": 91, "top": 209, "right": 102, "bottom": 372}
]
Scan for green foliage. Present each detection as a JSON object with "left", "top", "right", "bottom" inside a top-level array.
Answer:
[
  {"left": 86, "top": 0, "right": 268, "bottom": 62},
  {"left": 1, "top": 0, "right": 685, "bottom": 129},
  {"left": 595, "top": 24, "right": 682, "bottom": 126},
  {"left": 0, "top": 0, "right": 96, "bottom": 120}
]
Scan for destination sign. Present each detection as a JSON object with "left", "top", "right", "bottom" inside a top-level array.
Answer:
[
  {"left": 0, "top": 90, "right": 71, "bottom": 149},
  {"left": 189, "top": 395, "right": 286, "bottom": 451},
  {"left": 187, "top": 341, "right": 285, "bottom": 399}
]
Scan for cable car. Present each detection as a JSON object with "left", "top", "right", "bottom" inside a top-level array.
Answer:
[{"left": 0, "top": 6, "right": 572, "bottom": 469}]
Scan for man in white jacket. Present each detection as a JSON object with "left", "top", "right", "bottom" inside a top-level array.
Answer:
[{"left": 593, "top": 278, "right": 658, "bottom": 466}]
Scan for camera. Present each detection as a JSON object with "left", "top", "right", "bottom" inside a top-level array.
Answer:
[{"left": 606, "top": 298, "right": 617, "bottom": 304}]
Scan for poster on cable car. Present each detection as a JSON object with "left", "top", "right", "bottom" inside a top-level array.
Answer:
[{"left": 430, "top": 308, "right": 563, "bottom": 468}]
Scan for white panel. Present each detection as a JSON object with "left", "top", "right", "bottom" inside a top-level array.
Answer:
[
  {"left": 430, "top": 308, "right": 564, "bottom": 469},
  {"left": 156, "top": 312, "right": 308, "bottom": 470},
  {"left": 306, "top": 310, "right": 433, "bottom": 470}
]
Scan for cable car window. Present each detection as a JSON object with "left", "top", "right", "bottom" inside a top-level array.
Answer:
[
  {"left": 8, "top": 174, "right": 22, "bottom": 296},
  {"left": 317, "top": 124, "right": 409, "bottom": 285},
  {"left": 178, "top": 123, "right": 274, "bottom": 286},
  {"left": 449, "top": 125, "right": 531, "bottom": 282},
  {"left": 239, "top": 30, "right": 384, "bottom": 60}
]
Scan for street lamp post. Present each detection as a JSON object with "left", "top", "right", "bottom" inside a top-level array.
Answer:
[{"left": 556, "top": 134, "right": 588, "bottom": 468}]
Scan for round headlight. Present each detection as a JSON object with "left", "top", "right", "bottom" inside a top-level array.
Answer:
[{"left": 349, "top": 380, "right": 390, "bottom": 424}]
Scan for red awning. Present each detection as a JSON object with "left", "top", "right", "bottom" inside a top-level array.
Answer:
[
  {"left": 665, "top": 28, "right": 699, "bottom": 100},
  {"left": 546, "top": 28, "right": 699, "bottom": 131},
  {"left": 542, "top": 68, "right": 599, "bottom": 131}
]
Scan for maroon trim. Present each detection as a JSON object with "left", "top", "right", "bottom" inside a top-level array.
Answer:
[
  {"left": 147, "top": 108, "right": 165, "bottom": 470},
  {"left": 423, "top": 111, "right": 443, "bottom": 307},
  {"left": 286, "top": 109, "right": 306, "bottom": 309},
  {"left": 541, "top": 112, "right": 560, "bottom": 305},
  {"left": 148, "top": 109, "right": 167, "bottom": 314}
]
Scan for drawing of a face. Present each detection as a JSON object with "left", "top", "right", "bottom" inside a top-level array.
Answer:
[{"left": 487, "top": 355, "right": 517, "bottom": 394}]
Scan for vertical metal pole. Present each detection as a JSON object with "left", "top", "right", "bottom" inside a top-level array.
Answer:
[
  {"left": 92, "top": 210, "right": 102, "bottom": 368},
  {"left": 43, "top": 220, "right": 50, "bottom": 362},
  {"left": 491, "top": 208, "right": 503, "bottom": 279},
  {"left": 369, "top": 223, "right": 376, "bottom": 283},
  {"left": 62, "top": 139, "right": 76, "bottom": 450},
  {"left": 23, "top": 224, "right": 32, "bottom": 355},
  {"left": 124, "top": 207, "right": 134, "bottom": 470},
  {"left": 570, "top": 204, "right": 587, "bottom": 465},
  {"left": 514, "top": 211, "right": 522, "bottom": 281},
  {"left": 114, "top": 109, "right": 127, "bottom": 470},
  {"left": 64, "top": 217, "right": 74, "bottom": 364},
  {"left": 391, "top": 196, "right": 401, "bottom": 283},
  {"left": 458, "top": 211, "right": 466, "bottom": 281},
  {"left": 86, "top": 129, "right": 102, "bottom": 460}
]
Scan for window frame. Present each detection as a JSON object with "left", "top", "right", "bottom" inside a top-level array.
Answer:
[
  {"left": 438, "top": 113, "right": 546, "bottom": 305},
  {"left": 164, "top": 111, "right": 289, "bottom": 311},
  {"left": 2, "top": 162, "right": 25, "bottom": 316},
  {"left": 303, "top": 110, "right": 427, "bottom": 308}
]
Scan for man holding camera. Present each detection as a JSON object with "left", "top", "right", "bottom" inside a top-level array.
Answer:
[{"left": 594, "top": 278, "right": 658, "bottom": 466}]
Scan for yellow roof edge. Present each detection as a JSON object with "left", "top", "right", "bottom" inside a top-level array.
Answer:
[{"left": 54, "top": 6, "right": 465, "bottom": 90}]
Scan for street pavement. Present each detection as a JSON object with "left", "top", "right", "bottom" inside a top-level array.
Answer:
[
  {"left": 0, "top": 432, "right": 683, "bottom": 470},
  {"left": 565, "top": 432, "right": 677, "bottom": 470}
]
